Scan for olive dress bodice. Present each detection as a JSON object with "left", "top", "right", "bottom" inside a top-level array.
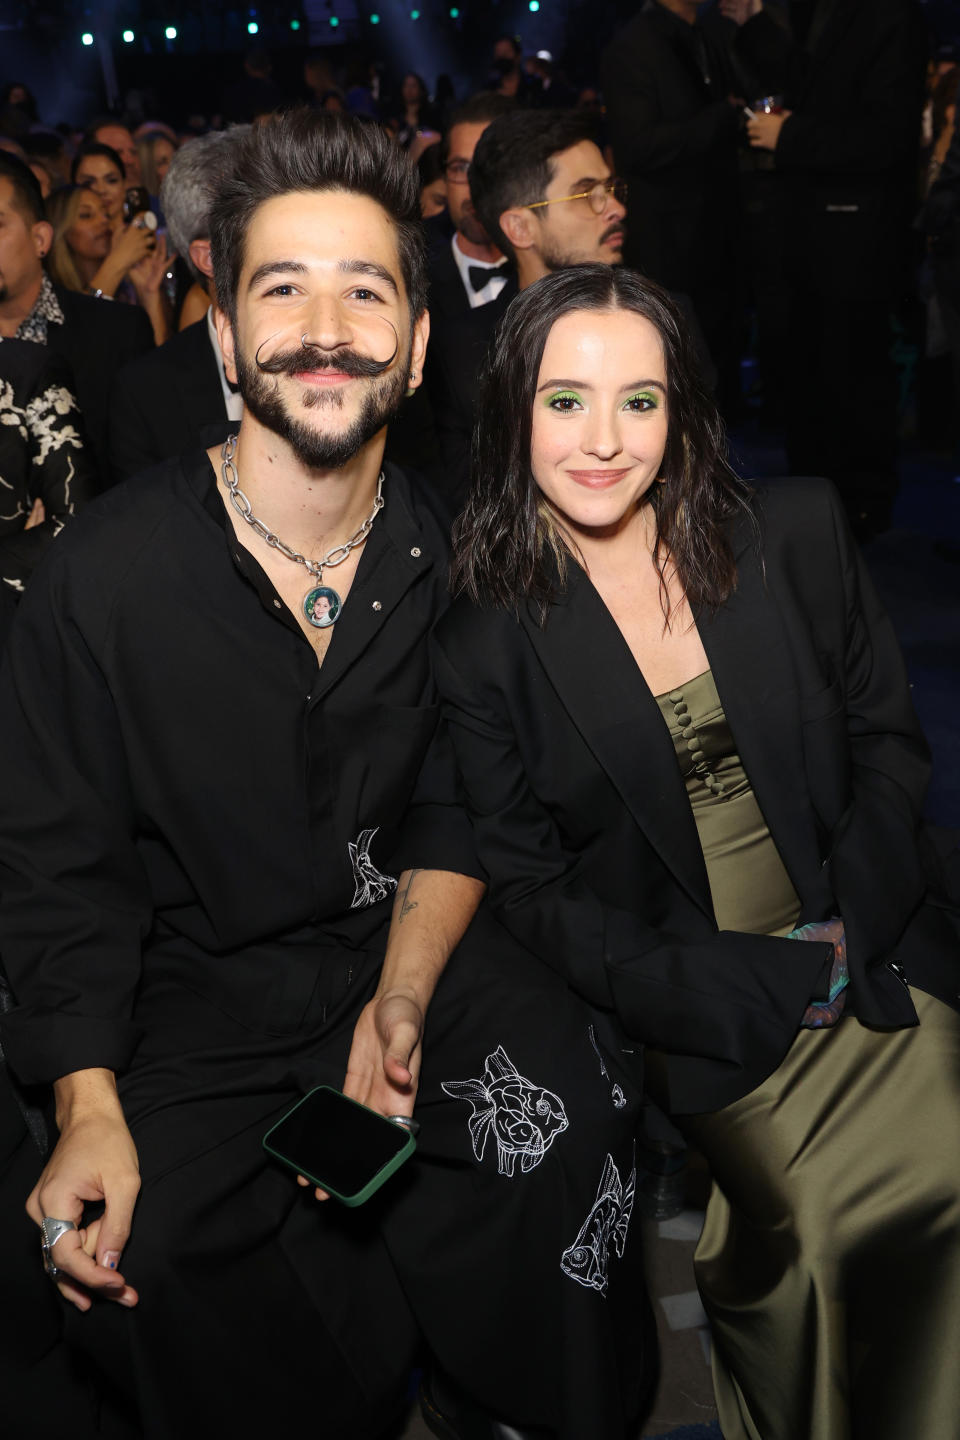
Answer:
[{"left": 654, "top": 668, "right": 800, "bottom": 937}]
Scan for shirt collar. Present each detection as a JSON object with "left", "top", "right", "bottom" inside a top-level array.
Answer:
[{"left": 3, "top": 274, "right": 65, "bottom": 345}]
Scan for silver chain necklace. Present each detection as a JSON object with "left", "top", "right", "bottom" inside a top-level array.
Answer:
[{"left": 220, "top": 433, "right": 384, "bottom": 630}]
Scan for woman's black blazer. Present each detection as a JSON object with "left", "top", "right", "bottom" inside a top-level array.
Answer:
[{"left": 432, "top": 478, "right": 959, "bottom": 1115}]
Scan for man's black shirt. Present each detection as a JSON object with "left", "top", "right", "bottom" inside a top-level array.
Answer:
[{"left": 0, "top": 449, "right": 478, "bottom": 1088}]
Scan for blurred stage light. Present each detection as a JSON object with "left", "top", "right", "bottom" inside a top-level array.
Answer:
[
  {"left": 370, "top": 11, "right": 380, "bottom": 20},
  {"left": 81, "top": 31, "right": 94, "bottom": 45},
  {"left": 411, "top": 7, "right": 420, "bottom": 16},
  {"left": 122, "top": 28, "right": 135, "bottom": 41},
  {"left": 290, "top": 17, "right": 301, "bottom": 27},
  {"left": 330, "top": 14, "right": 339, "bottom": 23},
  {"left": 449, "top": 6, "right": 459, "bottom": 14},
  {"left": 165, "top": 25, "right": 178, "bottom": 38},
  {"left": 528, "top": 1, "right": 540, "bottom": 9},
  {"left": 247, "top": 20, "right": 259, "bottom": 32}
]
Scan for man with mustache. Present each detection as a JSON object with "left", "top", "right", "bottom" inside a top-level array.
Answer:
[
  {"left": 0, "top": 111, "right": 651, "bottom": 1440},
  {"left": 469, "top": 110, "right": 628, "bottom": 293}
]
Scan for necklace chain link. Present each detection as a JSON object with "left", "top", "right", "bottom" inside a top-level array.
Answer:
[{"left": 220, "top": 433, "right": 385, "bottom": 583}]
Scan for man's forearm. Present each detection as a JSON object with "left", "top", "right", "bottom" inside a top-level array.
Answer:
[
  {"left": 53, "top": 1067, "right": 123, "bottom": 1130},
  {"left": 377, "top": 868, "right": 485, "bottom": 1008}
]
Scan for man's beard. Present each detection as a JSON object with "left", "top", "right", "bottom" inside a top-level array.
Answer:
[
  {"left": 236, "top": 339, "right": 411, "bottom": 470},
  {"left": 540, "top": 220, "right": 626, "bottom": 273},
  {"left": 456, "top": 202, "right": 493, "bottom": 248}
]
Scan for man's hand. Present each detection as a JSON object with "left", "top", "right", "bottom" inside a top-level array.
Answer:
[
  {"left": 26, "top": 1070, "right": 141, "bottom": 1311},
  {"left": 300, "top": 988, "right": 424, "bottom": 1202},
  {"left": 719, "top": 0, "right": 762, "bottom": 24},
  {"left": 747, "top": 110, "right": 791, "bottom": 150},
  {"left": 344, "top": 987, "right": 424, "bottom": 1116}
]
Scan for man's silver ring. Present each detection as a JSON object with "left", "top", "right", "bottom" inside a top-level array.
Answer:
[
  {"left": 41, "top": 1216, "right": 77, "bottom": 1249},
  {"left": 387, "top": 1115, "right": 420, "bottom": 1136},
  {"left": 41, "top": 1217, "right": 76, "bottom": 1278}
]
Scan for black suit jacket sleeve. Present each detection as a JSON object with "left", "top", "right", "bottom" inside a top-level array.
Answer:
[
  {"left": 430, "top": 619, "right": 830, "bottom": 1094},
  {"left": 738, "top": 5, "right": 922, "bottom": 175},
  {"left": 814, "top": 483, "right": 931, "bottom": 1009},
  {"left": 601, "top": 25, "right": 738, "bottom": 173}
]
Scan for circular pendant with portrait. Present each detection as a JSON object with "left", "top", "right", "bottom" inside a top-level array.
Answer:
[{"left": 304, "top": 585, "right": 342, "bottom": 628}]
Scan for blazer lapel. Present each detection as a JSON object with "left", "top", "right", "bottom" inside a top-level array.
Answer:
[
  {"left": 698, "top": 532, "right": 829, "bottom": 911},
  {"left": 521, "top": 565, "right": 714, "bottom": 918}
]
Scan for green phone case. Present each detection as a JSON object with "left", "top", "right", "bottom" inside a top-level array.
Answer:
[{"left": 262, "top": 1086, "right": 416, "bottom": 1207}]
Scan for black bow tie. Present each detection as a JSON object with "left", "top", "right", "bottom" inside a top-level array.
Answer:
[{"left": 468, "top": 264, "right": 506, "bottom": 293}]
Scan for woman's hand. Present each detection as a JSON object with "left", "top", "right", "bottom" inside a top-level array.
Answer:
[
  {"left": 109, "top": 219, "right": 157, "bottom": 276},
  {"left": 128, "top": 232, "right": 172, "bottom": 299},
  {"left": 89, "top": 219, "right": 156, "bottom": 297}
]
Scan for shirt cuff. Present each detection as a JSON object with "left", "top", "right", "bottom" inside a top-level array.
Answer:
[{"left": 0, "top": 1009, "right": 142, "bottom": 1086}]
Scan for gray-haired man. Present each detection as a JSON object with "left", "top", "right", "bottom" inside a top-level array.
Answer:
[{"left": 108, "top": 127, "right": 250, "bottom": 483}]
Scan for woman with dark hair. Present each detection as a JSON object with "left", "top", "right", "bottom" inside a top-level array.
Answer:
[
  {"left": 71, "top": 140, "right": 128, "bottom": 227},
  {"left": 394, "top": 72, "right": 439, "bottom": 149},
  {"left": 435, "top": 263, "right": 960, "bottom": 1440},
  {"left": 67, "top": 146, "right": 172, "bottom": 344}
]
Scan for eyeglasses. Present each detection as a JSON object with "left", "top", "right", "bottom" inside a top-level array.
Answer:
[
  {"left": 443, "top": 159, "right": 471, "bottom": 184},
  {"left": 526, "top": 176, "right": 628, "bottom": 215}
]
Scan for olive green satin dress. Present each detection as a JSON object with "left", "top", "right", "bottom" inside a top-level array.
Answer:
[{"left": 654, "top": 670, "right": 960, "bottom": 1440}]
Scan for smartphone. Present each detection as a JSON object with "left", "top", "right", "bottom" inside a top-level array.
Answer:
[
  {"left": 262, "top": 1086, "right": 416, "bottom": 1206},
  {"left": 123, "top": 185, "right": 151, "bottom": 223}
]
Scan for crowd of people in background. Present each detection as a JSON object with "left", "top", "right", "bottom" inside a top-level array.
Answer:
[
  {"left": 2, "top": 6, "right": 960, "bottom": 1439},
  {"left": 2, "top": 5, "right": 959, "bottom": 595}
]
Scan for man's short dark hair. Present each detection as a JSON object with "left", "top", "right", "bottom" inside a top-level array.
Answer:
[
  {"left": 469, "top": 110, "right": 600, "bottom": 261},
  {"left": 439, "top": 93, "right": 516, "bottom": 168},
  {"left": 0, "top": 151, "right": 45, "bottom": 224},
  {"left": 210, "top": 109, "right": 427, "bottom": 327}
]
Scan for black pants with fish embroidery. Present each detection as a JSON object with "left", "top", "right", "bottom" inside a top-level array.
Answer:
[{"left": 62, "top": 908, "right": 654, "bottom": 1440}]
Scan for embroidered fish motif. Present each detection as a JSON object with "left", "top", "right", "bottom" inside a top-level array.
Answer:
[
  {"left": 588, "top": 1024, "right": 629, "bottom": 1110},
  {"left": 441, "top": 1045, "right": 569, "bottom": 1177},
  {"left": 348, "top": 826, "right": 398, "bottom": 909},
  {"left": 561, "top": 1152, "right": 636, "bottom": 1295}
]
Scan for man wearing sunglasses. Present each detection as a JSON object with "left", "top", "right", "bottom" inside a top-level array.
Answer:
[{"left": 469, "top": 110, "right": 628, "bottom": 293}]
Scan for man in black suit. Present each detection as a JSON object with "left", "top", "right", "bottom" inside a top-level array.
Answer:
[
  {"left": 109, "top": 129, "right": 250, "bottom": 483},
  {"left": 601, "top": 0, "right": 747, "bottom": 409},
  {"left": 421, "top": 93, "right": 517, "bottom": 508},
  {"left": 0, "top": 155, "right": 152, "bottom": 491},
  {"left": 724, "top": 0, "right": 927, "bottom": 536}
]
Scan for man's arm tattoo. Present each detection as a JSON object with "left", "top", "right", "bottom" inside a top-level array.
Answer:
[{"left": 397, "top": 868, "right": 423, "bottom": 924}]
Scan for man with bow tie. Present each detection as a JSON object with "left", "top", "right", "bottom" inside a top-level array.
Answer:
[{"left": 421, "top": 93, "right": 518, "bottom": 510}]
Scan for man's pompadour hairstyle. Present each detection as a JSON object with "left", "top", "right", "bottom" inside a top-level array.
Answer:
[{"left": 210, "top": 109, "right": 427, "bottom": 324}]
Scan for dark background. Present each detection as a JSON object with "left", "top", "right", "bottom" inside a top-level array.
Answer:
[{"left": 3, "top": 0, "right": 959, "bottom": 128}]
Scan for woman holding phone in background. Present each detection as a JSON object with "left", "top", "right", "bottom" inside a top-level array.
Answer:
[{"left": 433, "top": 264, "right": 960, "bottom": 1440}]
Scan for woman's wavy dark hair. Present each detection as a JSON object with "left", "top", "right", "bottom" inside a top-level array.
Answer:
[{"left": 451, "top": 264, "right": 756, "bottom": 624}]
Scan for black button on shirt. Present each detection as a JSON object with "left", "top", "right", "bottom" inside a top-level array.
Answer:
[{"left": 0, "top": 450, "right": 479, "bottom": 1086}]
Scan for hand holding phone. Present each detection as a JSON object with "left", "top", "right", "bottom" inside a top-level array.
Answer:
[{"left": 263, "top": 1086, "right": 416, "bottom": 1207}]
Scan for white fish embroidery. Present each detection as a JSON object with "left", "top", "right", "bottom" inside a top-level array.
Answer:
[
  {"left": 348, "top": 826, "right": 398, "bottom": 909},
  {"left": 588, "top": 1024, "right": 629, "bottom": 1110},
  {"left": 561, "top": 1152, "right": 635, "bottom": 1295},
  {"left": 441, "top": 1045, "right": 569, "bottom": 1177}
]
